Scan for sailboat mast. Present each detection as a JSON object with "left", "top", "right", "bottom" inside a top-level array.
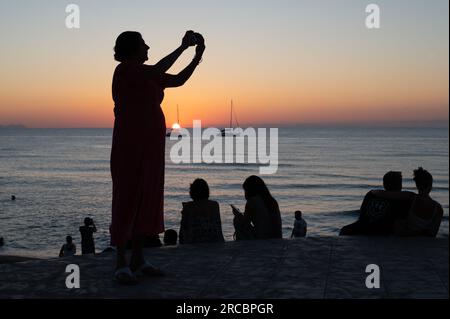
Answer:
[
  {"left": 229, "top": 99, "right": 233, "bottom": 128},
  {"left": 177, "top": 104, "right": 180, "bottom": 126}
]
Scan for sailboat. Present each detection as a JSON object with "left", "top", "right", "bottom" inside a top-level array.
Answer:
[
  {"left": 166, "top": 104, "right": 182, "bottom": 137},
  {"left": 221, "top": 100, "right": 240, "bottom": 137}
]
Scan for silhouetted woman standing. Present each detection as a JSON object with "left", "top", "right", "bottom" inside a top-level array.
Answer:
[{"left": 111, "top": 31, "right": 205, "bottom": 284}]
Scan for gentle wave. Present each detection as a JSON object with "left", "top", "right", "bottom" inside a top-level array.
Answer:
[{"left": 0, "top": 127, "right": 448, "bottom": 256}]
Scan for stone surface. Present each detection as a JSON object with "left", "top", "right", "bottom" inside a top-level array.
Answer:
[{"left": 0, "top": 237, "right": 448, "bottom": 299}]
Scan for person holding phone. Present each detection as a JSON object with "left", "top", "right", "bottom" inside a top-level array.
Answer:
[
  {"left": 110, "top": 30, "right": 205, "bottom": 284},
  {"left": 232, "top": 176, "right": 282, "bottom": 240}
]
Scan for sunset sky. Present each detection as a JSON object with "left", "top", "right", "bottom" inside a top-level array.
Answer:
[{"left": 0, "top": 0, "right": 448, "bottom": 128}]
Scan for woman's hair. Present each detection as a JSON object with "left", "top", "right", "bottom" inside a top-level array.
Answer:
[
  {"left": 243, "top": 175, "right": 279, "bottom": 215},
  {"left": 189, "top": 178, "right": 210, "bottom": 201},
  {"left": 413, "top": 167, "right": 433, "bottom": 192},
  {"left": 243, "top": 176, "right": 281, "bottom": 238},
  {"left": 114, "top": 31, "right": 142, "bottom": 62}
]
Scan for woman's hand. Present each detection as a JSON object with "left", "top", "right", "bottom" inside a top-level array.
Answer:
[
  {"left": 194, "top": 33, "right": 205, "bottom": 46},
  {"left": 194, "top": 33, "right": 205, "bottom": 57},
  {"left": 181, "top": 30, "right": 195, "bottom": 49},
  {"left": 193, "top": 42, "right": 205, "bottom": 65},
  {"left": 196, "top": 43, "right": 205, "bottom": 58}
]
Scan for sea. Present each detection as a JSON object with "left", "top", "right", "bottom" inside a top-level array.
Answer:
[{"left": 0, "top": 126, "right": 448, "bottom": 258}]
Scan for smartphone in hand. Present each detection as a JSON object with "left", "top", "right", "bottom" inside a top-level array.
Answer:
[{"left": 230, "top": 204, "right": 241, "bottom": 216}]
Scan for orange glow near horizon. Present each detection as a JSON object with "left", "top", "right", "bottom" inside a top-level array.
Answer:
[
  {"left": 0, "top": 1, "right": 448, "bottom": 128},
  {"left": 0, "top": 62, "right": 448, "bottom": 128}
]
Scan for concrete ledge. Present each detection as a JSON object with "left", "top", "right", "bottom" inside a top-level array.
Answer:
[{"left": 0, "top": 237, "right": 448, "bottom": 299}]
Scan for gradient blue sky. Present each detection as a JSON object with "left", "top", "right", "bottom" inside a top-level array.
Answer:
[{"left": 0, "top": 0, "right": 448, "bottom": 127}]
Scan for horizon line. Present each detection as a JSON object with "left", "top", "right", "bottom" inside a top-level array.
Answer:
[{"left": 1, "top": 121, "right": 449, "bottom": 130}]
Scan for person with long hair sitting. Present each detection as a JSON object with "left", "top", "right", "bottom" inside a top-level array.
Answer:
[
  {"left": 232, "top": 176, "right": 282, "bottom": 240},
  {"left": 395, "top": 168, "right": 443, "bottom": 237}
]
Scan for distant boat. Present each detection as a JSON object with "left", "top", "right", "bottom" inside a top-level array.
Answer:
[
  {"left": 166, "top": 105, "right": 183, "bottom": 137},
  {"left": 221, "top": 100, "right": 240, "bottom": 137}
]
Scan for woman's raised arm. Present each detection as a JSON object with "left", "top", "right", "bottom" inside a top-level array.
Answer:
[
  {"left": 158, "top": 44, "right": 205, "bottom": 88},
  {"left": 153, "top": 31, "right": 195, "bottom": 73},
  {"left": 154, "top": 45, "right": 186, "bottom": 73}
]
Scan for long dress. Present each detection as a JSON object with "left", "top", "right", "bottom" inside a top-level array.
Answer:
[{"left": 110, "top": 62, "right": 166, "bottom": 246}]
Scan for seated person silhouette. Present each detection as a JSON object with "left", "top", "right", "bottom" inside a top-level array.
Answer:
[
  {"left": 164, "top": 229, "right": 178, "bottom": 245},
  {"left": 381, "top": 168, "right": 443, "bottom": 237},
  {"left": 59, "top": 235, "right": 76, "bottom": 257},
  {"left": 340, "top": 171, "right": 414, "bottom": 236},
  {"left": 179, "top": 179, "right": 225, "bottom": 244},
  {"left": 79, "top": 217, "right": 97, "bottom": 254},
  {"left": 232, "top": 176, "right": 282, "bottom": 240},
  {"left": 291, "top": 210, "right": 307, "bottom": 238}
]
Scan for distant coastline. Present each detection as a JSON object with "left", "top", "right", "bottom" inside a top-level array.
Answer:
[{"left": 0, "top": 124, "right": 27, "bottom": 129}]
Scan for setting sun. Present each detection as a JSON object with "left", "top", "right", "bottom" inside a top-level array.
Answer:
[{"left": 172, "top": 123, "right": 181, "bottom": 129}]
